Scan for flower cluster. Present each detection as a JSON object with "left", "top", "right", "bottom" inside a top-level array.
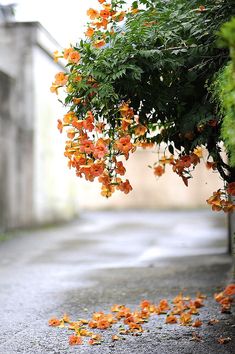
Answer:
[
  {"left": 153, "top": 147, "right": 202, "bottom": 185},
  {"left": 48, "top": 284, "right": 234, "bottom": 346},
  {"left": 54, "top": 88, "right": 146, "bottom": 197},
  {"left": 206, "top": 182, "right": 235, "bottom": 212},
  {"left": 50, "top": 0, "right": 235, "bottom": 211},
  {"left": 214, "top": 283, "right": 235, "bottom": 313}
]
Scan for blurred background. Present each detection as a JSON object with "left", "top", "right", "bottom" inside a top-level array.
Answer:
[{"left": 0, "top": 0, "right": 226, "bottom": 231}]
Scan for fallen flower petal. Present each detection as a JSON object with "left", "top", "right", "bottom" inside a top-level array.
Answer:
[
  {"left": 165, "top": 315, "right": 178, "bottom": 324},
  {"left": 217, "top": 337, "right": 231, "bottom": 344},
  {"left": 69, "top": 335, "right": 83, "bottom": 345},
  {"left": 48, "top": 317, "right": 61, "bottom": 327},
  {"left": 112, "top": 335, "right": 121, "bottom": 341},
  {"left": 223, "top": 283, "right": 235, "bottom": 296},
  {"left": 192, "top": 319, "right": 202, "bottom": 327},
  {"left": 191, "top": 332, "right": 203, "bottom": 342},
  {"left": 208, "top": 319, "right": 219, "bottom": 325}
]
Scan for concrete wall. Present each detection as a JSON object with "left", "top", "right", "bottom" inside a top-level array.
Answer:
[
  {"left": 0, "top": 22, "right": 80, "bottom": 230},
  {"left": 0, "top": 24, "right": 35, "bottom": 229}
]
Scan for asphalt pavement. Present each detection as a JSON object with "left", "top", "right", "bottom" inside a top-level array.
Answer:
[{"left": 0, "top": 209, "right": 234, "bottom": 354}]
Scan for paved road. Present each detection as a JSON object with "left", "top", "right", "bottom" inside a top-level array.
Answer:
[{"left": 0, "top": 210, "right": 234, "bottom": 354}]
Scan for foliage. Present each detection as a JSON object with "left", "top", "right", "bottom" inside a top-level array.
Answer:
[
  {"left": 212, "top": 18, "right": 235, "bottom": 168},
  {"left": 51, "top": 0, "right": 235, "bottom": 211}
]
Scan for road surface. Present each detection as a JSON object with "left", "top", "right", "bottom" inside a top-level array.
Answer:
[{"left": 0, "top": 209, "right": 234, "bottom": 353}]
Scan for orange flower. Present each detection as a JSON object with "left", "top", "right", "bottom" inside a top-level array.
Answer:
[
  {"left": 98, "top": 172, "right": 111, "bottom": 186},
  {"left": 193, "top": 147, "right": 203, "bottom": 158},
  {"left": 173, "top": 292, "right": 183, "bottom": 304},
  {"left": 111, "top": 304, "right": 124, "bottom": 312},
  {"left": 88, "top": 338, "right": 102, "bottom": 345},
  {"left": 115, "top": 161, "right": 126, "bottom": 175},
  {"left": 131, "top": 7, "right": 139, "bottom": 14},
  {"left": 93, "top": 139, "right": 108, "bottom": 159},
  {"left": 98, "top": 0, "right": 106, "bottom": 3},
  {"left": 101, "top": 184, "right": 115, "bottom": 198},
  {"left": 165, "top": 315, "right": 178, "bottom": 324},
  {"left": 221, "top": 200, "right": 235, "bottom": 212},
  {"left": 172, "top": 302, "right": 187, "bottom": 315},
  {"left": 79, "top": 139, "right": 94, "bottom": 154},
  {"left": 206, "top": 161, "right": 217, "bottom": 170},
  {"left": 88, "top": 320, "right": 97, "bottom": 329},
  {"left": 102, "top": 3, "right": 112, "bottom": 11},
  {"left": 85, "top": 27, "right": 95, "bottom": 37},
  {"left": 180, "top": 312, "right": 192, "bottom": 326},
  {"left": 192, "top": 319, "right": 202, "bottom": 327},
  {"left": 140, "top": 300, "right": 151, "bottom": 309},
  {"left": 180, "top": 155, "right": 192, "bottom": 168},
  {"left": 63, "top": 111, "right": 76, "bottom": 124},
  {"left": 219, "top": 296, "right": 233, "bottom": 306},
  {"left": 97, "top": 319, "right": 110, "bottom": 329},
  {"left": 73, "top": 97, "right": 82, "bottom": 105},
  {"left": 73, "top": 75, "right": 82, "bottom": 83},
  {"left": 214, "top": 291, "right": 225, "bottom": 302},
  {"left": 134, "top": 124, "right": 147, "bottom": 136},
  {"left": 154, "top": 165, "right": 164, "bottom": 177},
  {"left": 116, "top": 135, "right": 133, "bottom": 154},
  {"left": 116, "top": 307, "right": 131, "bottom": 319},
  {"left": 158, "top": 299, "right": 170, "bottom": 312},
  {"left": 117, "top": 179, "right": 133, "bottom": 194},
  {"left": 124, "top": 315, "right": 135, "bottom": 325},
  {"left": 57, "top": 119, "right": 63, "bottom": 133},
  {"left": 72, "top": 118, "right": 84, "bottom": 130},
  {"left": 227, "top": 182, "right": 235, "bottom": 196},
  {"left": 95, "top": 122, "right": 106, "bottom": 133},
  {"left": 100, "top": 9, "right": 111, "bottom": 18},
  {"left": 223, "top": 283, "right": 235, "bottom": 296},
  {"left": 54, "top": 72, "right": 68, "bottom": 86},
  {"left": 63, "top": 47, "right": 74, "bottom": 59},
  {"left": 93, "top": 39, "right": 106, "bottom": 48},
  {"left": 129, "top": 323, "right": 143, "bottom": 332},
  {"left": 121, "top": 117, "right": 132, "bottom": 131},
  {"left": 83, "top": 111, "right": 94, "bottom": 132},
  {"left": 48, "top": 317, "right": 61, "bottom": 327},
  {"left": 92, "top": 18, "right": 109, "bottom": 29},
  {"left": 50, "top": 83, "right": 59, "bottom": 94},
  {"left": 69, "top": 335, "right": 82, "bottom": 345},
  {"left": 67, "top": 129, "right": 76, "bottom": 139},
  {"left": 190, "top": 298, "right": 204, "bottom": 308},
  {"left": 90, "top": 162, "right": 104, "bottom": 177},
  {"left": 112, "top": 11, "right": 125, "bottom": 22},
  {"left": 53, "top": 50, "right": 62, "bottom": 62},
  {"left": 87, "top": 8, "right": 99, "bottom": 20},
  {"left": 188, "top": 305, "right": 199, "bottom": 315},
  {"left": 68, "top": 51, "right": 81, "bottom": 64},
  {"left": 119, "top": 102, "right": 134, "bottom": 118}
]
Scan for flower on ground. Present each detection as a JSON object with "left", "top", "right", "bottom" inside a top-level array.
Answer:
[
  {"left": 69, "top": 335, "right": 83, "bottom": 345},
  {"left": 48, "top": 317, "right": 61, "bottom": 326}
]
